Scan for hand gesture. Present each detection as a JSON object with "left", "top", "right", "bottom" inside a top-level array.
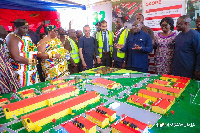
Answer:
[
  {"left": 82, "top": 61, "right": 87, "bottom": 69},
  {"left": 132, "top": 44, "right": 142, "bottom": 50},
  {"left": 114, "top": 43, "right": 124, "bottom": 49}
]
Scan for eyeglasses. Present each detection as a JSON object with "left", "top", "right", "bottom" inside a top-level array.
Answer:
[{"left": 132, "top": 24, "right": 139, "bottom": 27}]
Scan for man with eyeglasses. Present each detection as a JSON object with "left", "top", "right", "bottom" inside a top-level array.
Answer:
[
  {"left": 115, "top": 20, "right": 153, "bottom": 73},
  {"left": 171, "top": 15, "right": 200, "bottom": 80}
]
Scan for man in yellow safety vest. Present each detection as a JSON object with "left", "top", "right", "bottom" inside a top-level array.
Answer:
[
  {"left": 96, "top": 20, "right": 114, "bottom": 67},
  {"left": 63, "top": 29, "right": 80, "bottom": 74},
  {"left": 112, "top": 17, "right": 130, "bottom": 68}
]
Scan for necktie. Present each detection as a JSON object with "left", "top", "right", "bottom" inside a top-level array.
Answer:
[{"left": 103, "top": 32, "right": 107, "bottom": 52}]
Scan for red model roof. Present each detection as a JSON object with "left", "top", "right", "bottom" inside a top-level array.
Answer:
[
  {"left": 86, "top": 110, "right": 108, "bottom": 122},
  {"left": 76, "top": 116, "right": 96, "bottom": 129},
  {"left": 111, "top": 122, "right": 141, "bottom": 133},
  {"left": 162, "top": 74, "right": 181, "bottom": 79},
  {"left": 147, "top": 84, "right": 180, "bottom": 94},
  {"left": 123, "top": 116, "right": 148, "bottom": 130},
  {"left": 22, "top": 89, "right": 34, "bottom": 95},
  {"left": 21, "top": 91, "right": 98, "bottom": 123},
  {"left": 42, "top": 85, "right": 56, "bottom": 90},
  {"left": 138, "top": 89, "right": 175, "bottom": 102},
  {"left": 127, "top": 95, "right": 148, "bottom": 105},
  {"left": 68, "top": 79, "right": 75, "bottom": 84},
  {"left": 61, "top": 121, "right": 85, "bottom": 133},
  {"left": 172, "top": 83, "right": 186, "bottom": 89},
  {"left": 2, "top": 86, "right": 76, "bottom": 111},
  {"left": 152, "top": 99, "right": 171, "bottom": 109},
  {"left": 97, "top": 106, "right": 116, "bottom": 116},
  {"left": 92, "top": 78, "right": 115, "bottom": 86},
  {"left": 176, "top": 79, "right": 189, "bottom": 84},
  {"left": 153, "top": 80, "right": 169, "bottom": 85},
  {"left": 0, "top": 98, "right": 8, "bottom": 102}
]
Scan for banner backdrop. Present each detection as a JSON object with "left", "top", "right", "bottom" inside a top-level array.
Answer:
[
  {"left": 143, "top": 0, "right": 186, "bottom": 32},
  {"left": 112, "top": 0, "right": 142, "bottom": 32},
  {"left": 88, "top": 1, "right": 112, "bottom": 34}
]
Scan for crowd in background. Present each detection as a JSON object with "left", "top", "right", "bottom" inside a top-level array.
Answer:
[{"left": 0, "top": 14, "right": 200, "bottom": 94}]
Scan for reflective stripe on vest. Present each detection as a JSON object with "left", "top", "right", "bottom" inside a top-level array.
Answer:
[
  {"left": 117, "top": 29, "right": 129, "bottom": 58},
  {"left": 67, "top": 38, "right": 80, "bottom": 64},
  {"left": 96, "top": 31, "right": 114, "bottom": 58}
]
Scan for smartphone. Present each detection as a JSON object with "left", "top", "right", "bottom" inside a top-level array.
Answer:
[{"left": 44, "top": 20, "right": 51, "bottom": 24}]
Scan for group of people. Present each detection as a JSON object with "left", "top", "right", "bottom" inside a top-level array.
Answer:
[{"left": 0, "top": 14, "right": 200, "bottom": 94}]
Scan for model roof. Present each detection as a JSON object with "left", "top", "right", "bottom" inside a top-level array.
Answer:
[
  {"left": 111, "top": 122, "right": 141, "bottom": 133},
  {"left": 127, "top": 95, "right": 148, "bottom": 105},
  {"left": 153, "top": 80, "right": 169, "bottom": 85},
  {"left": 68, "top": 79, "right": 75, "bottom": 84},
  {"left": 61, "top": 121, "right": 85, "bottom": 133},
  {"left": 176, "top": 79, "right": 190, "bottom": 84},
  {"left": 21, "top": 91, "right": 98, "bottom": 123},
  {"left": 138, "top": 89, "right": 175, "bottom": 101},
  {"left": 97, "top": 106, "right": 116, "bottom": 116},
  {"left": 21, "top": 89, "right": 34, "bottom": 95},
  {"left": 42, "top": 85, "right": 56, "bottom": 90},
  {"left": 76, "top": 116, "right": 96, "bottom": 129},
  {"left": 162, "top": 74, "right": 181, "bottom": 79},
  {"left": 86, "top": 110, "right": 108, "bottom": 122},
  {"left": 173, "top": 83, "right": 186, "bottom": 88},
  {"left": 152, "top": 99, "right": 171, "bottom": 109},
  {"left": 122, "top": 116, "right": 148, "bottom": 130},
  {"left": 2, "top": 86, "right": 76, "bottom": 111},
  {"left": 92, "top": 78, "right": 115, "bottom": 85},
  {"left": 147, "top": 84, "right": 180, "bottom": 93},
  {"left": 0, "top": 98, "right": 8, "bottom": 102}
]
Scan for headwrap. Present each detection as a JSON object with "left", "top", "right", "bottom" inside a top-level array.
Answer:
[
  {"left": 46, "top": 25, "right": 57, "bottom": 31},
  {"left": 14, "top": 22, "right": 28, "bottom": 28}
]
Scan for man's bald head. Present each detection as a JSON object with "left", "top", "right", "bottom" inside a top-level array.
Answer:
[{"left": 68, "top": 29, "right": 76, "bottom": 38}]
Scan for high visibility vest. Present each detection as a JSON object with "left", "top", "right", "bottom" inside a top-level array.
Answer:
[
  {"left": 67, "top": 38, "right": 80, "bottom": 64},
  {"left": 96, "top": 31, "right": 114, "bottom": 58},
  {"left": 117, "top": 28, "right": 129, "bottom": 58}
]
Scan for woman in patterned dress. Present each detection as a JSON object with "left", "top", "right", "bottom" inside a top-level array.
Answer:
[
  {"left": 37, "top": 25, "right": 70, "bottom": 80},
  {"left": 154, "top": 17, "right": 177, "bottom": 75}
]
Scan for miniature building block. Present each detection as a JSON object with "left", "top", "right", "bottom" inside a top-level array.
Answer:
[
  {"left": 42, "top": 85, "right": 56, "bottom": 93},
  {"left": 138, "top": 89, "right": 175, "bottom": 104},
  {"left": 61, "top": 121, "right": 85, "bottom": 133},
  {"left": 172, "top": 83, "right": 186, "bottom": 90},
  {"left": 97, "top": 106, "right": 117, "bottom": 122},
  {"left": 92, "top": 78, "right": 120, "bottom": 89},
  {"left": 0, "top": 98, "right": 9, "bottom": 107},
  {"left": 122, "top": 116, "right": 148, "bottom": 132},
  {"left": 153, "top": 80, "right": 170, "bottom": 86},
  {"left": 50, "top": 78, "right": 65, "bottom": 85},
  {"left": 146, "top": 84, "right": 181, "bottom": 98},
  {"left": 111, "top": 122, "right": 141, "bottom": 133},
  {"left": 76, "top": 116, "right": 97, "bottom": 133},
  {"left": 127, "top": 95, "right": 149, "bottom": 107},
  {"left": 86, "top": 110, "right": 109, "bottom": 128},
  {"left": 2, "top": 86, "right": 78, "bottom": 119},
  {"left": 19, "top": 89, "right": 35, "bottom": 99},
  {"left": 152, "top": 99, "right": 172, "bottom": 114},
  {"left": 21, "top": 91, "right": 100, "bottom": 132}
]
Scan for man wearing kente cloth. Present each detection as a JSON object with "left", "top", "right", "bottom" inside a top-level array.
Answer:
[
  {"left": 37, "top": 25, "right": 70, "bottom": 80},
  {"left": 4, "top": 19, "right": 39, "bottom": 87}
]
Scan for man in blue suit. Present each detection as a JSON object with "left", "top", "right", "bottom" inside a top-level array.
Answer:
[{"left": 115, "top": 20, "right": 153, "bottom": 73}]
